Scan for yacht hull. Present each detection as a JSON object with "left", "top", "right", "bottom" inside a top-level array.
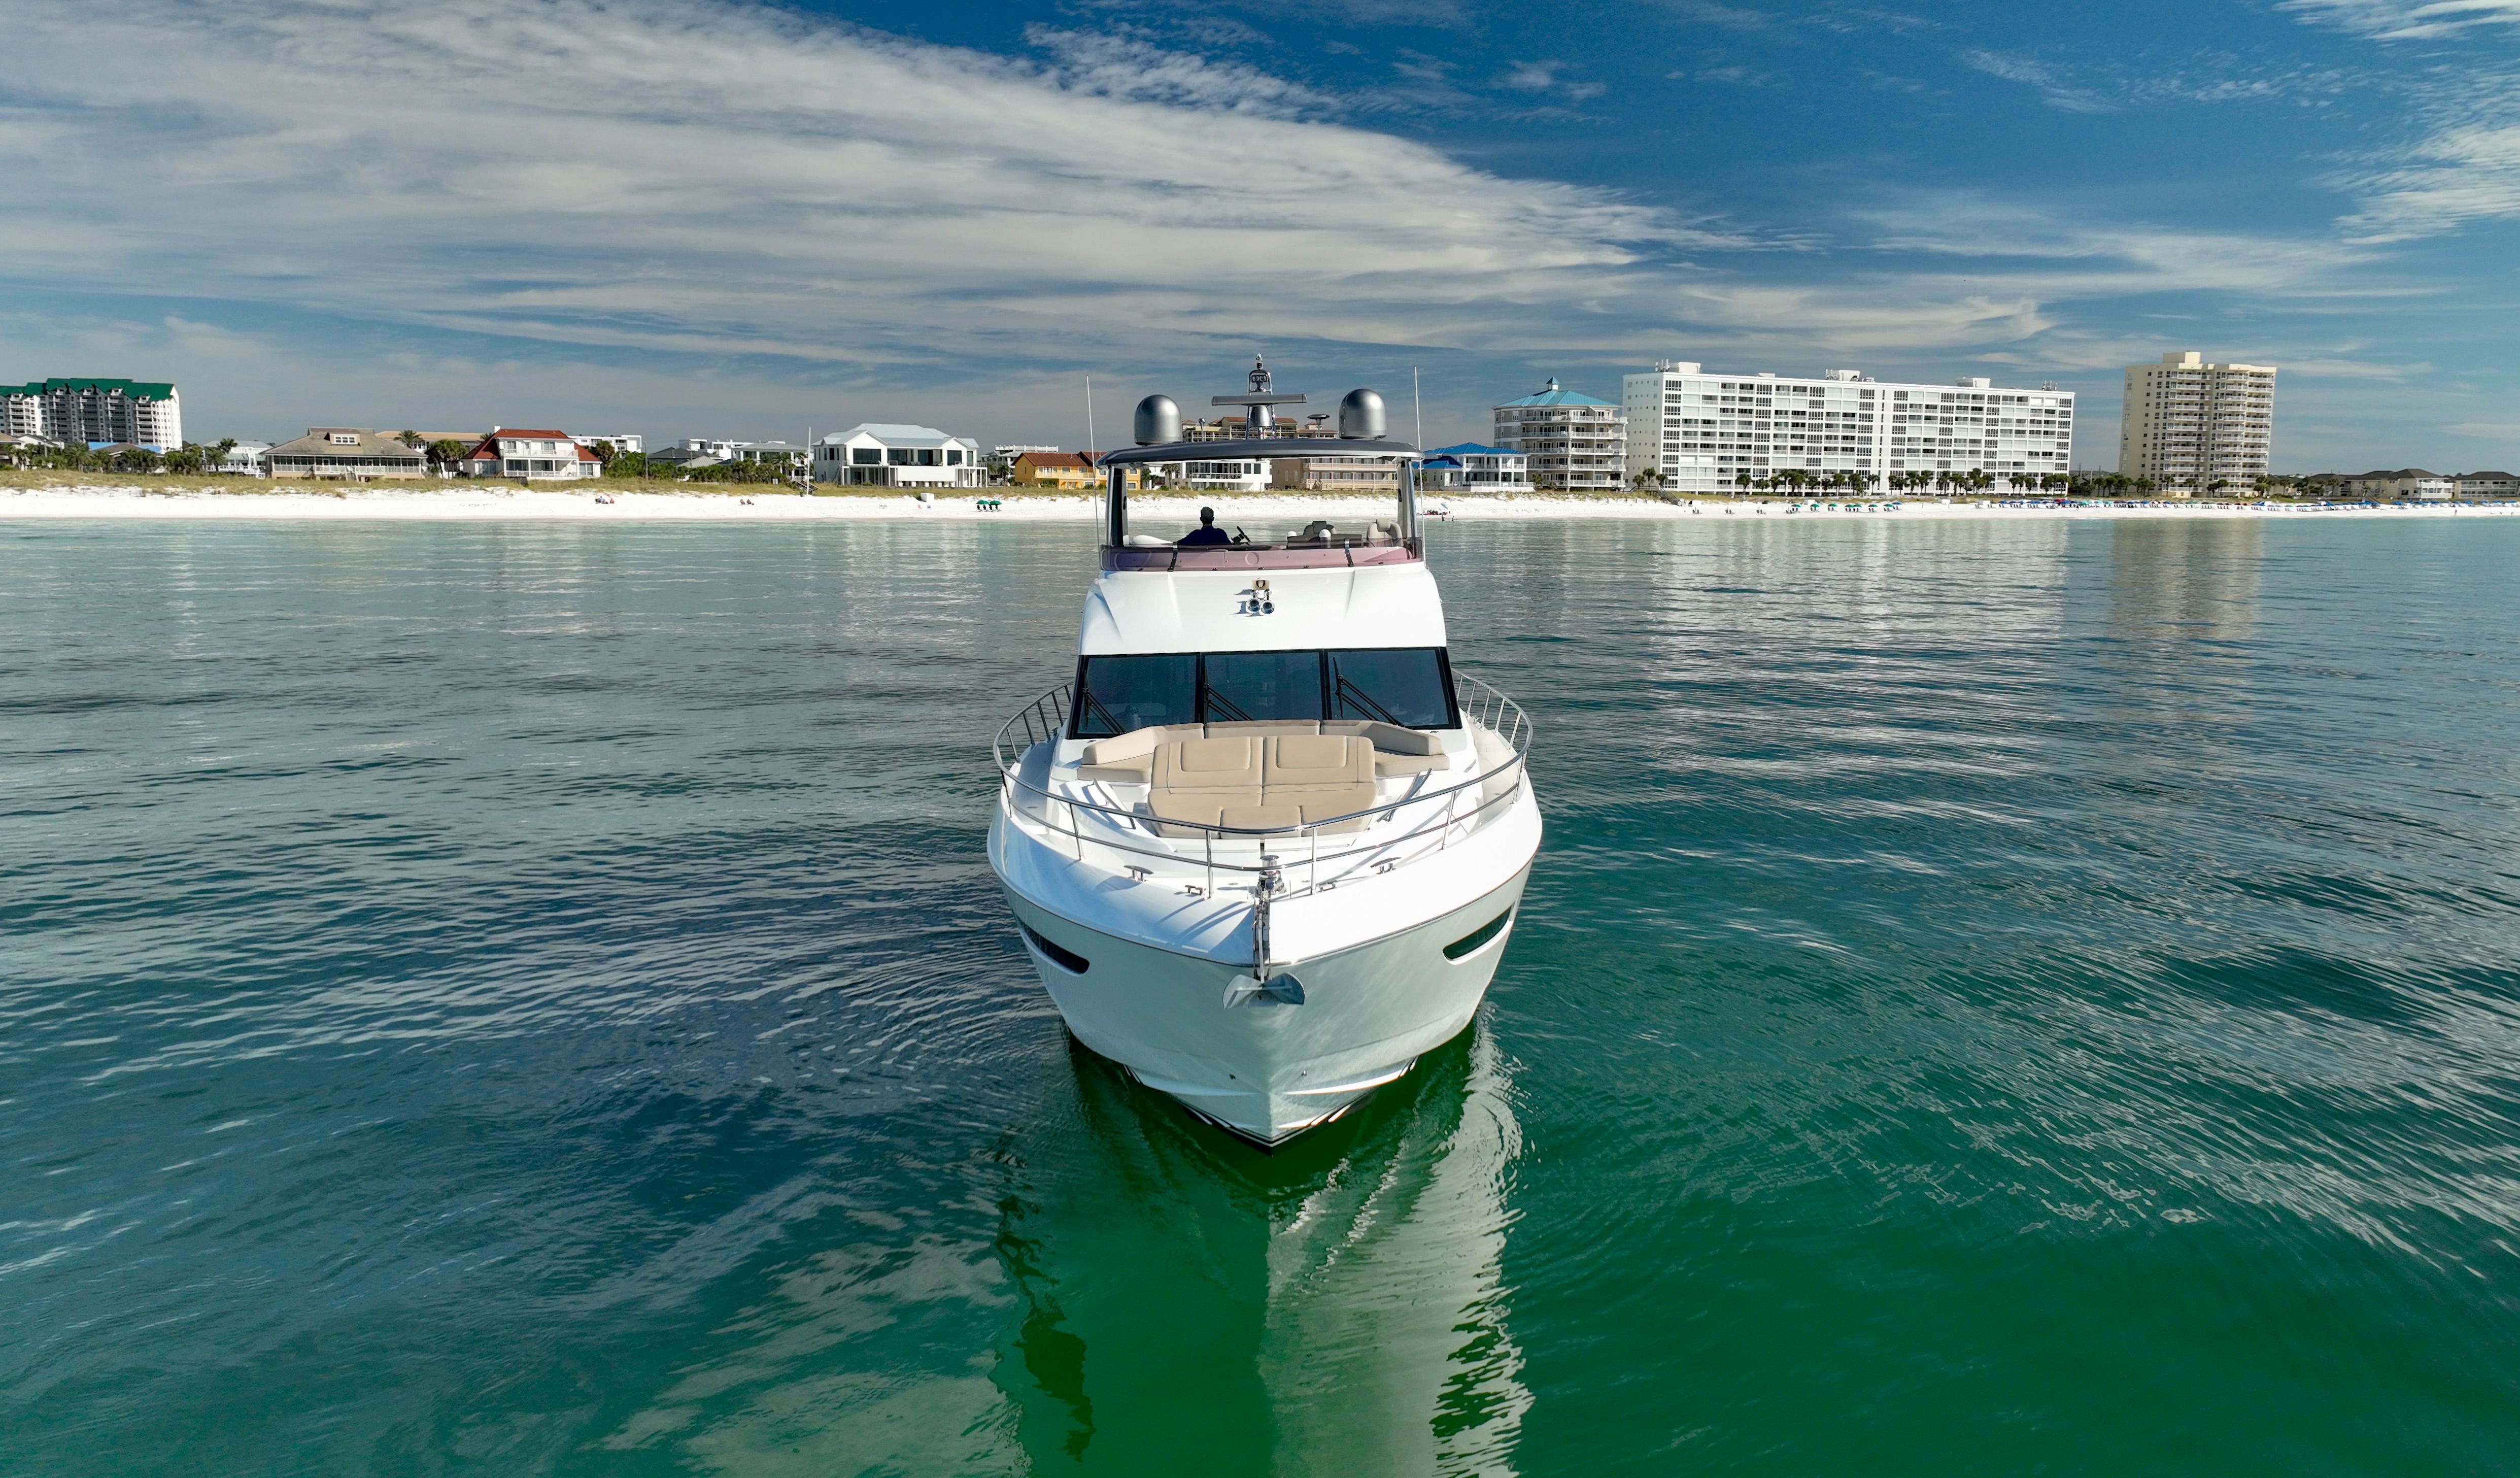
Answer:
[{"left": 999, "top": 866, "right": 1532, "bottom": 1145}]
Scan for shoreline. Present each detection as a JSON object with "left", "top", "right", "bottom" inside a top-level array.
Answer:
[{"left": 2, "top": 484, "right": 2511, "bottom": 522}]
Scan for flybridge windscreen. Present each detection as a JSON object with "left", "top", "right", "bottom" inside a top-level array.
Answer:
[{"left": 1070, "top": 648, "right": 1457, "bottom": 738}]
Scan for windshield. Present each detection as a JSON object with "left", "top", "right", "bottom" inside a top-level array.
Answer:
[{"left": 1071, "top": 648, "right": 1456, "bottom": 738}]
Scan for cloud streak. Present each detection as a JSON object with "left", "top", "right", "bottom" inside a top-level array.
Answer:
[
  {"left": 2280, "top": 0, "right": 2520, "bottom": 39},
  {"left": 0, "top": 0, "right": 1729, "bottom": 374}
]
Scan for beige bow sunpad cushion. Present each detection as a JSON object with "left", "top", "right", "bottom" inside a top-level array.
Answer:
[
  {"left": 1078, "top": 720, "right": 1447, "bottom": 786},
  {"left": 1140, "top": 733, "right": 1382, "bottom": 837}
]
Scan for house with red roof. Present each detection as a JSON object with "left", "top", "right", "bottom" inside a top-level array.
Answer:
[{"left": 456, "top": 427, "right": 604, "bottom": 480}]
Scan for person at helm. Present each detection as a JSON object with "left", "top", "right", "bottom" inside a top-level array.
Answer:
[{"left": 1177, "top": 506, "right": 1231, "bottom": 546}]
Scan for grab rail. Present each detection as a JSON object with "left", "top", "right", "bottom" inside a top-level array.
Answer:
[{"left": 988, "top": 673, "right": 1534, "bottom": 902}]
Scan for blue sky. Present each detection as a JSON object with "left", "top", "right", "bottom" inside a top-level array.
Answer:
[{"left": 3, "top": 0, "right": 2514, "bottom": 467}]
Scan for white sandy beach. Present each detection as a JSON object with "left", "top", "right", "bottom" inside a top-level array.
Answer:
[{"left": 2, "top": 484, "right": 2510, "bottom": 521}]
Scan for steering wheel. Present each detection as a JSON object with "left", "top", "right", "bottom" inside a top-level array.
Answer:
[{"left": 1232, "top": 527, "right": 1250, "bottom": 545}]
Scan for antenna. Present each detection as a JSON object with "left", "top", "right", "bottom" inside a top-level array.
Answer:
[
  {"left": 1210, "top": 353, "right": 1306, "bottom": 437},
  {"left": 1084, "top": 376, "right": 1095, "bottom": 453},
  {"left": 1412, "top": 366, "right": 1422, "bottom": 447}
]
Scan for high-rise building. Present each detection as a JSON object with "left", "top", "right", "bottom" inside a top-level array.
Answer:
[
  {"left": 2119, "top": 352, "right": 2276, "bottom": 492},
  {"left": 1493, "top": 380, "right": 1624, "bottom": 491},
  {"left": 1620, "top": 362, "right": 2075, "bottom": 495},
  {"left": 2, "top": 378, "right": 183, "bottom": 450}
]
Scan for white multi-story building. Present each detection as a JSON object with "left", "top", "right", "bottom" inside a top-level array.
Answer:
[
  {"left": 1419, "top": 443, "right": 1534, "bottom": 494},
  {"left": 3, "top": 378, "right": 183, "bottom": 450},
  {"left": 815, "top": 424, "right": 983, "bottom": 488},
  {"left": 2121, "top": 351, "right": 2276, "bottom": 492},
  {"left": 579, "top": 433, "right": 643, "bottom": 454},
  {"left": 1622, "top": 362, "right": 2076, "bottom": 494},
  {"left": 1163, "top": 455, "right": 1270, "bottom": 492},
  {"left": 1494, "top": 380, "right": 1623, "bottom": 490}
]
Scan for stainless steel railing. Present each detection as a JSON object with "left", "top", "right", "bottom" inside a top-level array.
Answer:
[{"left": 989, "top": 671, "right": 1533, "bottom": 904}]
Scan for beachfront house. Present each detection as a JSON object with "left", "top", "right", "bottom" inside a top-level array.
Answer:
[
  {"left": 2338, "top": 468, "right": 2455, "bottom": 500},
  {"left": 1419, "top": 443, "right": 1534, "bottom": 494},
  {"left": 220, "top": 441, "right": 273, "bottom": 477},
  {"left": 2456, "top": 471, "right": 2518, "bottom": 500},
  {"left": 266, "top": 428, "right": 428, "bottom": 480},
  {"left": 1270, "top": 454, "right": 1402, "bottom": 493},
  {"left": 816, "top": 424, "right": 983, "bottom": 488},
  {"left": 728, "top": 442, "right": 809, "bottom": 472},
  {"left": 455, "top": 428, "right": 603, "bottom": 480},
  {"left": 1006, "top": 450, "right": 1097, "bottom": 490},
  {"left": 1160, "top": 454, "right": 1269, "bottom": 492}
]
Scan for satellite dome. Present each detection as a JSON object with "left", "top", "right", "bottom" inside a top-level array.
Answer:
[
  {"left": 1337, "top": 388, "right": 1387, "bottom": 441},
  {"left": 1133, "top": 394, "right": 1182, "bottom": 446}
]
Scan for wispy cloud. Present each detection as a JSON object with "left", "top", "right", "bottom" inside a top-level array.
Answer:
[
  {"left": 1960, "top": 50, "right": 2113, "bottom": 113},
  {"left": 2279, "top": 0, "right": 2520, "bottom": 39},
  {"left": 2337, "top": 117, "right": 2520, "bottom": 240},
  {"left": 1026, "top": 26, "right": 1329, "bottom": 117},
  {"left": 1497, "top": 59, "right": 1606, "bottom": 101}
]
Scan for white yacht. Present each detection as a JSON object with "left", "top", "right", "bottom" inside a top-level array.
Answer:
[{"left": 989, "top": 360, "right": 1542, "bottom": 1145}]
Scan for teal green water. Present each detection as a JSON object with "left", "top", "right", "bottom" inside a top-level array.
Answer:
[{"left": 6, "top": 517, "right": 2518, "bottom": 1474}]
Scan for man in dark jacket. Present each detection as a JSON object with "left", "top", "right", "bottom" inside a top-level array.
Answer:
[{"left": 1177, "top": 506, "right": 1231, "bottom": 546}]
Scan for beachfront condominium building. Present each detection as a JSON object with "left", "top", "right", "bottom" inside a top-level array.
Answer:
[
  {"left": 1621, "top": 362, "right": 2076, "bottom": 495},
  {"left": 819, "top": 424, "right": 983, "bottom": 488},
  {"left": 1494, "top": 381, "right": 1623, "bottom": 490},
  {"left": 2, "top": 378, "right": 183, "bottom": 450},
  {"left": 2121, "top": 352, "right": 2276, "bottom": 492}
]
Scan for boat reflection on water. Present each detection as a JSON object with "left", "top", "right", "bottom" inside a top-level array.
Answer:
[{"left": 991, "top": 1021, "right": 1529, "bottom": 1474}]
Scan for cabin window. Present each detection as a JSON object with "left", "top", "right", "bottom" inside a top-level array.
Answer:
[
  {"left": 1071, "top": 648, "right": 1458, "bottom": 737},
  {"left": 1073, "top": 655, "right": 1198, "bottom": 737},
  {"left": 1330, "top": 649, "right": 1453, "bottom": 728},
  {"left": 1202, "top": 651, "right": 1325, "bottom": 723}
]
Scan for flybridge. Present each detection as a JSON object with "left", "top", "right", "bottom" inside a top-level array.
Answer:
[{"left": 1095, "top": 357, "right": 1425, "bottom": 568}]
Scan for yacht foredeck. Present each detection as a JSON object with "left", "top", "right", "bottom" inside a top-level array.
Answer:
[{"left": 993, "top": 676, "right": 1530, "bottom": 904}]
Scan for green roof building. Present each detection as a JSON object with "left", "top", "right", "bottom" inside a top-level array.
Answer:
[{"left": 2, "top": 377, "right": 183, "bottom": 450}]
